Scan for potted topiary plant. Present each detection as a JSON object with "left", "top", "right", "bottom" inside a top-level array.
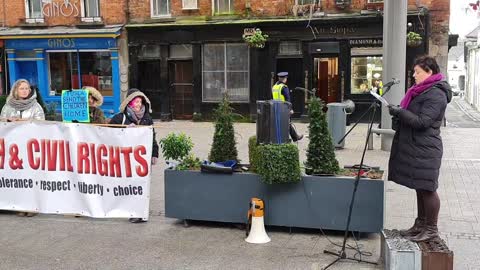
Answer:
[
  {"left": 407, "top": 31, "right": 423, "bottom": 47},
  {"left": 304, "top": 96, "right": 340, "bottom": 175},
  {"left": 242, "top": 28, "right": 268, "bottom": 49},
  {"left": 208, "top": 94, "right": 238, "bottom": 162}
]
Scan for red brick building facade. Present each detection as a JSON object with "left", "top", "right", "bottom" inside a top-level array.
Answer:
[
  {"left": 0, "top": 0, "right": 130, "bottom": 116},
  {"left": 0, "top": 0, "right": 451, "bottom": 119}
]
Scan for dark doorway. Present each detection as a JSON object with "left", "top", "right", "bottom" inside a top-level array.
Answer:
[
  {"left": 313, "top": 57, "right": 340, "bottom": 104},
  {"left": 138, "top": 60, "right": 162, "bottom": 118},
  {"left": 276, "top": 58, "right": 304, "bottom": 118},
  {"left": 169, "top": 61, "right": 193, "bottom": 119}
]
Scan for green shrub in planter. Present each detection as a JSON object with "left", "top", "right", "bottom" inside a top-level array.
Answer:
[
  {"left": 304, "top": 96, "right": 340, "bottom": 175},
  {"left": 209, "top": 94, "right": 239, "bottom": 162},
  {"left": 159, "top": 132, "right": 194, "bottom": 161},
  {"left": 177, "top": 154, "right": 202, "bottom": 171},
  {"left": 256, "top": 143, "right": 301, "bottom": 184},
  {"left": 248, "top": 135, "right": 259, "bottom": 172}
]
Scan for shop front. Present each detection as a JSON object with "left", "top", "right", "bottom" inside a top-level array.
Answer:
[
  {"left": 1, "top": 27, "right": 122, "bottom": 117},
  {"left": 127, "top": 13, "right": 427, "bottom": 121}
]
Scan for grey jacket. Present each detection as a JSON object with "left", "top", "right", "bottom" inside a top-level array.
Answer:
[{"left": 1, "top": 93, "right": 45, "bottom": 121}]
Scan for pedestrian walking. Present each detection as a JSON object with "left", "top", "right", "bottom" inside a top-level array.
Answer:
[{"left": 387, "top": 56, "right": 452, "bottom": 242}]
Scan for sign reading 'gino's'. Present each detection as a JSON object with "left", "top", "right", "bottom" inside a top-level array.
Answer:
[
  {"left": 48, "top": 38, "right": 76, "bottom": 48},
  {"left": 41, "top": 0, "right": 80, "bottom": 18}
]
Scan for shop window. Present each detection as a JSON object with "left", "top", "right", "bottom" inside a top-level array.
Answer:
[
  {"left": 48, "top": 51, "right": 112, "bottom": 97},
  {"left": 182, "top": 0, "right": 198, "bottom": 9},
  {"left": 279, "top": 41, "right": 302, "bottom": 55},
  {"left": 213, "top": 0, "right": 233, "bottom": 14},
  {"left": 81, "top": 0, "right": 102, "bottom": 22},
  {"left": 202, "top": 43, "right": 249, "bottom": 102},
  {"left": 151, "top": 0, "right": 170, "bottom": 17},
  {"left": 48, "top": 52, "right": 78, "bottom": 96},
  {"left": 15, "top": 50, "right": 37, "bottom": 60},
  {"left": 169, "top": 44, "right": 193, "bottom": 59},
  {"left": 79, "top": 52, "right": 113, "bottom": 96},
  {"left": 139, "top": 45, "right": 161, "bottom": 58},
  {"left": 351, "top": 56, "right": 383, "bottom": 95},
  {"left": 25, "top": 0, "right": 44, "bottom": 23}
]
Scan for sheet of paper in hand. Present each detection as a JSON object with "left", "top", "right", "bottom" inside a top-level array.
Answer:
[{"left": 370, "top": 90, "right": 389, "bottom": 106}]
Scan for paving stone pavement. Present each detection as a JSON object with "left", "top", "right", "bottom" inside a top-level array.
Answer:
[{"left": 1, "top": 118, "right": 480, "bottom": 269}]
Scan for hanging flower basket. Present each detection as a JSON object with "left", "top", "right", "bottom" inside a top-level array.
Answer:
[
  {"left": 407, "top": 31, "right": 423, "bottom": 47},
  {"left": 243, "top": 28, "right": 269, "bottom": 49}
]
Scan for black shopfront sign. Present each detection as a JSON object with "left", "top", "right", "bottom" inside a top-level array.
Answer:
[{"left": 349, "top": 38, "right": 383, "bottom": 47}]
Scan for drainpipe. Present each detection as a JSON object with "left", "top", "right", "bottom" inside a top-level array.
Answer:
[{"left": 3, "top": 0, "right": 6, "bottom": 27}]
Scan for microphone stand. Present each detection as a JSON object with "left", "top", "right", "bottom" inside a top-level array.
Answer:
[{"left": 321, "top": 83, "right": 395, "bottom": 270}]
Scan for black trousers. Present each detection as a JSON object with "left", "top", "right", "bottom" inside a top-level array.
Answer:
[{"left": 289, "top": 121, "right": 301, "bottom": 141}]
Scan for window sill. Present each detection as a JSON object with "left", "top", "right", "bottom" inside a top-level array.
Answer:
[
  {"left": 145, "top": 16, "right": 176, "bottom": 23},
  {"left": 182, "top": 7, "right": 199, "bottom": 10},
  {"left": 81, "top": 17, "right": 103, "bottom": 23},
  {"left": 365, "top": 3, "right": 384, "bottom": 10},
  {"left": 25, "top": 18, "right": 45, "bottom": 23},
  {"left": 76, "top": 17, "right": 105, "bottom": 27},
  {"left": 19, "top": 18, "right": 46, "bottom": 27}
]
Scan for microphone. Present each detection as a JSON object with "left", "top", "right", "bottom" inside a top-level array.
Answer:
[{"left": 383, "top": 78, "right": 400, "bottom": 88}]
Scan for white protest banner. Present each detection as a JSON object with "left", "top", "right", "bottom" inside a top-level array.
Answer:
[{"left": 0, "top": 121, "right": 153, "bottom": 219}]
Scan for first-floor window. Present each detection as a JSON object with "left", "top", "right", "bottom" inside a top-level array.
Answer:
[
  {"left": 202, "top": 43, "right": 249, "bottom": 102},
  {"left": 151, "top": 0, "right": 170, "bottom": 17},
  {"left": 48, "top": 51, "right": 112, "bottom": 96},
  {"left": 213, "top": 0, "right": 233, "bottom": 14},
  {"left": 182, "top": 0, "right": 198, "bottom": 9},
  {"left": 26, "top": 0, "right": 43, "bottom": 19},
  {"left": 83, "top": 0, "right": 101, "bottom": 17}
]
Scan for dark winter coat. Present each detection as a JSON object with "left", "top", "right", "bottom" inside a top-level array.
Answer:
[
  {"left": 89, "top": 106, "right": 105, "bottom": 124},
  {"left": 388, "top": 81, "right": 452, "bottom": 191},
  {"left": 109, "top": 89, "right": 159, "bottom": 158}
]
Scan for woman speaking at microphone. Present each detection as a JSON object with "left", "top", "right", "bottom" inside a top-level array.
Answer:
[{"left": 387, "top": 56, "right": 452, "bottom": 242}]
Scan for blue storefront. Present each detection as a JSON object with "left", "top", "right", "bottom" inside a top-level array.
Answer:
[{"left": 2, "top": 29, "right": 121, "bottom": 117}]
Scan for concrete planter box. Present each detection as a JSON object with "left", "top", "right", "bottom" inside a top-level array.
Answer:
[{"left": 164, "top": 170, "right": 384, "bottom": 233}]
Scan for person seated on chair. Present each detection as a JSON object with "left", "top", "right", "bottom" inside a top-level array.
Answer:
[{"left": 271, "top": 72, "right": 303, "bottom": 141}]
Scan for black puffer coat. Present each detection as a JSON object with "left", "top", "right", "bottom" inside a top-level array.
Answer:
[{"left": 388, "top": 81, "right": 452, "bottom": 191}]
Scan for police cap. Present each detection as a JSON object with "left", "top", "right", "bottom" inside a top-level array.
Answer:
[{"left": 277, "top": 72, "right": 288, "bottom": 77}]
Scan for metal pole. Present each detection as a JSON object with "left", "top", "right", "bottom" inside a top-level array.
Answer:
[{"left": 380, "top": 0, "right": 407, "bottom": 151}]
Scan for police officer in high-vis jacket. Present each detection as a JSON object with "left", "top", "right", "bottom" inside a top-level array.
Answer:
[{"left": 272, "top": 72, "right": 303, "bottom": 141}]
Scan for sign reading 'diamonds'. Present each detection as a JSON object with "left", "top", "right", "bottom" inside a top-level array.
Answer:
[{"left": 61, "top": 90, "right": 90, "bottom": 123}]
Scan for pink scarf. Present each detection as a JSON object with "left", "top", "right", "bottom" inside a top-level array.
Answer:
[{"left": 400, "top": 73, "right": 444, "bottom": 109}]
